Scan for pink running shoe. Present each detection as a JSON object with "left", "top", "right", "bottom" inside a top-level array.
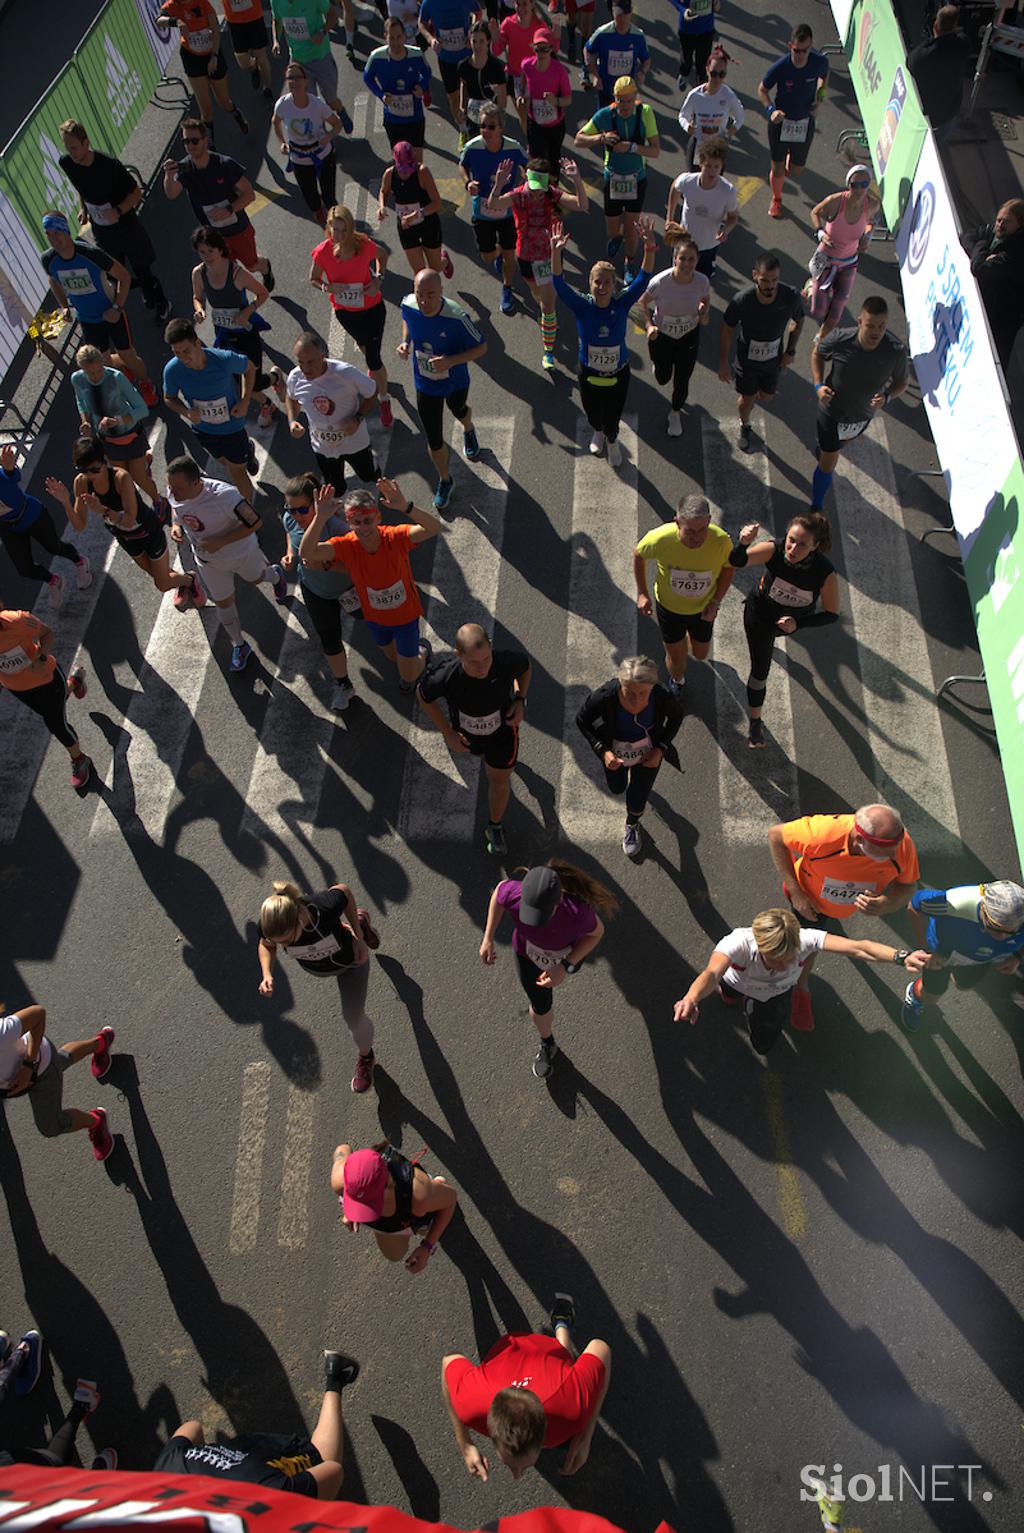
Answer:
[
  {"left": 88, "top": 1108, "right": 114, "bottom": 1161},
  {"left": 91, "top": 1026, "right": 115, "bottom": 1080}
]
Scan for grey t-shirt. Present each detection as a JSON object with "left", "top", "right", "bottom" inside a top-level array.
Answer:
[{"left": 817, "top": 326, "right": 908, "bottom": 421}]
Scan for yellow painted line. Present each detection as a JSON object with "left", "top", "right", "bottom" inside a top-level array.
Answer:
[
  {"left": 249, "top": 186, "right": 288, "bottom": 217},
  {"left": 435, "top": 175, "right": 467, "bottom": 212},
  {"left": 762, "top": 1071, "right": 807, "bottom": 1238},
  {"left": 734, "top": 174, "right": 763, "bottom": 209}
]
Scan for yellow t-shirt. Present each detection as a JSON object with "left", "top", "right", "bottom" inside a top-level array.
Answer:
[{"left": 635, "top": 521, "right": 732, "bottom": 615}]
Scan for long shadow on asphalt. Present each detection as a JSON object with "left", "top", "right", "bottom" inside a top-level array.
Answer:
[{"left": 372, "top": 1412, "right": 442, "bottom": 1522}]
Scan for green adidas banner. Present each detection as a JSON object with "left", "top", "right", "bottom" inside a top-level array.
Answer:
[
  {"left": 843, "top": 0, "right": 929, "bottom": 231},
  {"left": 0, "top": 59, "right": 96, "bottom": 241}
]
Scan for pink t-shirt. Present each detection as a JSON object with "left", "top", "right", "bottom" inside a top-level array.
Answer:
[
  {"left": 498, "top": 12, "right": 543, "bottom": 77},
  {"left": 509, "top": 184, "right": 563, "bottom": 261},
  {"left": 520, "top": 55, "right": 571, "bottom": 125}
]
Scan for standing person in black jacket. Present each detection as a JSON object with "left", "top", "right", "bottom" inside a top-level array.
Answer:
[
  {"left": 575, "top": 655, "right": 684, "bottom": 859},
  {"left": 907, "top": 7, "right": 969, "bottom": 144},
  {"left": 964, "top": 199, "right": 1024, "bottom": 370}
]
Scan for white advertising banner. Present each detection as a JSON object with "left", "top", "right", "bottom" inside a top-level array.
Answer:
[
  {"left": 829, "top": 0, "right": 856, "bottom": 45},
  {"left": 895, "top": 131, "right": 1019, "bottom": 550},
  {"left": 0, "top": 186, "right": 49, "bottom": 380}
]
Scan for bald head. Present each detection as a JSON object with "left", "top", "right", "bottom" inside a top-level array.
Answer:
[
  {"left": 456, "top": 623, "right": 489, "bottom": 653},
  {"left": 455, "top": 623, "right": 493, "bottom": 676},
  {"left": 414, "top": 268, "right": 443, "bottom": 316},
  {"left": 853, "top": 803, "right": 905, "bottom": 858}
]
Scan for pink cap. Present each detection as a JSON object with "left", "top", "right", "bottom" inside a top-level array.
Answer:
[
  {"left": 533, "top": 25, "right": 555, "bottom": 44},
  {"left": 342, "top": 1148, "right": 389, "bottom": 1222}
]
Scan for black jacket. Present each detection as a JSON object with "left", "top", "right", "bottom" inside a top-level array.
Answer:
[
  {"left": 966, "top": 222, "right": 1024, "bottom": 367},
  {"left": 575, "top": 677, "right": 684, "bottom": 769},
  {"left": 907, "top": 31, "right": 969, "bottom": 128}
]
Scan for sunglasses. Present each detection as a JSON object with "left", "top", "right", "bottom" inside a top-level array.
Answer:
[
  {"left": 709, "top": 69, "right": 726, "bottom": 77},
  {"left": 184, "top": 136, "right": 204, "bottom": 145},
  {"left": 534, "top": 45, "right": 551, "bottom": 52},
  {"left": 850, "top": 179, "right": 870, "bottom": 189}
]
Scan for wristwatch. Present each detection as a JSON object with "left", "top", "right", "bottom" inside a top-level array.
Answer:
[
  {"left": 892, "top": 948, "right": 911, "bottom": 965},
  {"left": 562, "top": 959, "right": 582, "bottom": 975}
]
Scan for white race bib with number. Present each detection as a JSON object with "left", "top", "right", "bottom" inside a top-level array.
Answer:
[
  {"left": 658, "top": 310, "right": 697, "bottom": 339},
  {"left": 331, "top": 282, "right": 365, "bottom": 307},
  {"left": 387, "top": 92, "right": 414, "bottom": 116},
  {"left": 531, "top": 258, "right": 552, "bottom": 284},
  {"left": 0, "top": 648, "right": 31, "bottom": 675},
  {"left": 61, "top": 267, "right": 97, "bottom": 295},
  {"left": 310, "top": 422, "right": 347, "bottom": 450},
  {"left": 780, "top": 116, "right": 809, "bottom": 142},
  {"left": 394, "top": 201, "right": 423, "bottom": 225},
  {"left": 282, "top": 14, "right": 310, "bottom": 38},
  {"left": 524, "top": 939, "right": 571, "bottom": 971},
  {"left": 609, "top": 172, "right": 638, "bottom": 200},
  {"left": 85, "top": 200, "right": 117, "bottom": 227},
  {"left": 439, "top": 24, "right": 466, "bottom": 47},
  {"left": 459, "top": 708, "right": 502, "bottom": 735},
  {"left": 197, "top": 395, "right": 230, "bottom": 425},
  {"left": 837, "top": 419, "right": 868, "bottom": 441},
  {"left": 766, "top": 576, "right": 812, "bottom": 607},
  {"left": 607, "top": 48, "right": 634, "bottom": 74},
  {"left": 820, "top": 878, "right": 873, "bottom": 907},
  {"left": 415, "top": 349, "right": 436, "bottom": 375},
  {"left": 211, "top": 306, "right": 244, "bottom": 329},
  {"left": 669, "top": 566, "right": 712, "bottom": 599},
  {"left": 202, "top": 201, "right": 233, "bottom": 224},
  {"left": 612, "top": 734, "right": 652, "bottom": 766},
  {"left": 367, "top": 578, "right": 406, "bottom": 611},
  {"left": 531, "top": 95, "right": 557, "bottom": 124},
  {"left": 340, "top": 586, "right": 362, "bottom": 614},
  {"left": 690, "top": 0, "right": 712, "bottom": 14},
  {"left": 189, "top": 26, "right": 214, "bottom": 51},
  {"left": 586, "top": 343, "right": 619, "bottom": 374},
  {"left": 283, "top": 933, "right": 341, "bottom": 962},
  {"left": 746, "top": 336, "right": 780, "bottom": 363}
]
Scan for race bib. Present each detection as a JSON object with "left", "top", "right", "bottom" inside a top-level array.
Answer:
[
  {"left": 85, "top": 200, "right": 117, "bottom": 227},
  {"left": 459, "top": 708, "right": 502, "bottom": 735},
  {"left": 202, "top": 201, "right": 233, "bottom": 224},
  {"left": 340, "top": 586, "right": 362, "bottom": 614},
  {"left": 658, "top": 310, "right": 697, "bottom": 339},
  {"left": 61, "top": 267, "right": 97, "bottom": 294},
  {"left": 188, "top": 25, "right": 214, "bottom": 50},
  {"left": 524, "top": 939, "right": 571, "bottom": 971},
  {"left": 394, "top": 201, "right": 423, "bottom": 225},
  {"left": 414, "top": 349, "right": 436, "bottom": 375},
  {"left": 284, "top": 933, "right": 341, "bottom": 962},
  {"left": 282, "top": 14, "right": 310, "bottom": 37},
  {"left": 331, "top": 282, "right": 365, "bottom": 307},
  {"left": 197, "top": 395, "right": 230, "bottom": 425},
  {"left": 531, "top": 258, "right": 552, "bottom": 284},
  {"left": 766, "top": 575, "right": 812, "bottom": 607},
  {"left": 689, "top": 0, "right": 712, "bottom": 14},
  {"left": 820, "top": 878, "right": 873, "bottom": 907},
  {"left": 0, "top": 647, "right": 31, "bottom": 674},
  {"left": 669, "top": 566, "right": 712, "bottom": 598},
  {"left": 367, "top": 578, "right": 407, "bottom": 611},
  {"left": 531, "top": 95, "right": 557, "bottom": 124},
  {"left": 211, "top": 305, "right": 245, "bottom": 329},
  {"left": 607, "top": 48, "right": 634, "bottom": 73},
  {"left": 467, "top": 97, "right": 489, "bottom": 124},
  {"left": 612, "top": 734, "right": 652, "bottom": 766},
  {"left": 780, "top": 116, "right": 809, "bottom": 143},
  {"left": 311, "top": 423, "right": 347, "bottom": 450},
  {"left": 586, "top": 343, "right": 619, "bottom": 374},
  {"left": 386, "top": 92, "right": 415, "bottom": 116},
  {"left": 609, "top": 172, "right": 638, "bottom": 200},
  {"left": 746, "top": 336, "right": 780, "bottom": 363},
  {"left": 837, "top": 419, "right": 868, "bottom": 441},
  {"left": 439, "top": 24, "right": 467, "bottom": 47}
]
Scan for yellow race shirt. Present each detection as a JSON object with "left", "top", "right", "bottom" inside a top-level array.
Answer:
[{"left": 635, "top": 521, "right": 732, "bottom": 615}]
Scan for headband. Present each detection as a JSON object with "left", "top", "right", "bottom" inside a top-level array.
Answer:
[
  {"left": 42, "top": 213, "right": 70, "bottom": 234},
  {"left": 853, "top": 820, "right": 902, "bottom": 847}
]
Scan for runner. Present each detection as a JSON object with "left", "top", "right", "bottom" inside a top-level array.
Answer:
[
  {"left": 903, "top": 880, "right": 1024, "bottom": 1031},
  {"left": 806, "top": 165, "right": 878, "bottom": 341},
  {"left": 40, "top": 214, "right": 158, "bottom": 406},
  {"left": 281, "top": 472, "right": 361, "bottom": 711},
  {"left": 486, "top": 151, "right": 587, "bottom": 368},
  {"left": 809, "top": 295, "right": 908, "bottom": 510},
  {"left": 58, "top": 120, "right": 171, "bottom": 323},
  {"left": 678, "top": 47, "right": 743, "bottom": 170},
  {"left": 576, "top": 655, "right": 684, "bottom": 858},
  {"left": 417, "top": 624, "right": 531, "bottom": 854},
  {"left": 190, "top": 226, "right": 276, "bottom": 429},
  {"left": 673, "top": 909, "right": 928, "bottom": 1055},
  {"left": 551, "top": 215, "right": 656, "bottom": 467},
  {"left": 310, "top": 205, "right": 393, "bottom": 427},
  {"left": 70, "top": 345, "right": 165, "bottom": 510},
  {"left": 46, "top": 440, "right": 199, "bottom": 608},
  {"left": 162, "top": 318, "right": 259, "bottom": 501},
  {"left": 0, "top": 612, "right": 91, "bottom": 788},
  {"left": 459, "top": 105, "right": 527, "bottom": 313},
  {"left": 378, "top": 141, "right": 452, "bottom": 277},
  {"left": 0, "top": 1004, "right": 115, "bottom": 1160},
  {"left": 767, "top": 805, "right": 921, "bottom": 1029},
  {"left": 665, "top": 137, "right": 737, "bottom": 279},
  {"left": 517, "top": 27, "right": 573, "bottom": 179},
  {"left": 397, "top": 269, "right": 487, "bottom": 508},
  {"left": 0, "top": 1331, "right": 43, "bottom": 1408},
  {"left": 458, "top": 21, "right": 509, "bottom": 142},
  {"left": 637, "top": 227, "right": 709, "bottom": 434},
  {"left": 271, "top": 0, "right": 354, "bottom": 126},
  {"left": 491, "top": 0, "right": 555, "bottom": 129},
  {"left": 633, "top": 493, "right": 732, "bottom": 693},
  {"left": 165, "top": 454, "right": 287, "bottom": 672},
  {"left": 155, "top": 0, "right": 250, "bottom": 136},
  {"left": 758, "top": 23, "right": 829, "bottom": 219},
  {"left": 388, "top": 0, "right": 425, "bottom": 49},
  {"left": 285, "top": 331, "right": 378, "bottom": 496},
  {"left": 417, "top": 0, "right": 480, "bottom": 126},
  {"left": 163, "top": 119, "right": 275, "bottom": 290},
  {"left": 272, "top": 63, "right": 342, "bottom": 222},
  {"left": 221, "top": 0, "right": 274, "bottom": 99},
  {"left": 574, "top": 75, "right": 659, "bottom": 279},
  {"left": 298, "top": 478, "right": 438, "bottom": 692},
  {"left": 258, "top": 877, "right": 382, "bottom": 1092},
  {"left": 479, "top": 859, "right": 615, "bottom": 1076},
  {"left": 0, "top": 445, "right": 91, "bottom": 608},
  {"left": 718, "top": 251, "right": 804, "bottom": 452},
  {"left": 671, "top": 0, "right": 720, "bottom": 92},
  {"left": 442, "top": 1299, "right": 611, "bottom": 1479},
  {"left": 728, "top": 511, "right": 839, "bottom": 748},
  {"left": 584, "top": 0, "right": 648, "bottom": 107},
  {"left": 331, "top": 1142, "right": 458, "bottom": 1270},
  {"left": 363, "top": 19, "right": 433, "bottom": 163}
]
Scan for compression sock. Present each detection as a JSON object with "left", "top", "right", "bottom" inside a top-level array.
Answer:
[
  {"left": 217, "top": 605, "right": 244, "bottom": 646},
  {"left": 770, "top": 168, "right": 786, "bottom": 201},
  {"left": 811, "top": 467, "right": 833, "bottom": 509},
  {"left": 540, "top": 309, "right": 557, "bottom": 354},
  {"left": 746, "top": 676, "right": 767, "bottom": 710}
]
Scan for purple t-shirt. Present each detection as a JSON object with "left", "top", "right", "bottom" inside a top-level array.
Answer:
[{"left": 496, "top": 879, "right": 598, "bottom": 968}]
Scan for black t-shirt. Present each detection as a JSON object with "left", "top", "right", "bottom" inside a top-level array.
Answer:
[
  {"left": 457, "top": 54, "right": 508, "bottom": 117},
  {"left": 750, "top": 541, "right": 834, "bottom": 620},
  {"left": 724, "top": 283, "right": 804, "bottom": 366},
  {"left": 419, "top": 648, "right": 529, "bottom": 731},
  {"left": 59, "top": 152, "right": 136, "bottom": 221},
  {"left": 816, "top": 326, "right": 908, "bottom": 421},
  {"left": 174, "top": 152, "right": 250, "bottom": 237},
  {"left": 270, "top": 887, "right": 357, "bottom": 974},
  {"left": 154, "top": 1434, "right": 319, "bottom": 1497}
]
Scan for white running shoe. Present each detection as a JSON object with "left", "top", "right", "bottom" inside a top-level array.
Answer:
[
  {"left": 47, "top": 573, "right": 65, "bottom": 608},
  {"left": 75, "top": 557, "right": 92, "bottom": 589},
  {"left": 607, "top": 438, "right": 623, "bottom": 468},
  {"left": 588, "top": 430, "right": 605, "bottom": 456},
  {"left": 667, "top": 411, "right": 683, "bottom": 437}
]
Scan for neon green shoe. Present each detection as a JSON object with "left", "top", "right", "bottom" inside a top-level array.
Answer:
[{"left": 815, "top": 1483, "right": 843, "bottom": 1531}]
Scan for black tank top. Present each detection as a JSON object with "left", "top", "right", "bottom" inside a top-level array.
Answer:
[
  {"left": 749, "top": 541, "right": 834, "bottom": 622},
  {"left": 366, "top": 1147, "right": 433, "bottom": 1235},
  {"left": 90, "top": 469, "right": 159, "bottom": 539},
  {"left": 392, "top": 166, "right": 431, "bottom": 212},
  {"left": 202, "top": 259, "right": 249, "bottom": 330}
]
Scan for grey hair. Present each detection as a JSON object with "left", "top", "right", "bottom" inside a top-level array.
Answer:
[
  {"left": 617, "top": 655, "right": 659, "bottom": 686},
  {"left": 676, "top": 493, "right": 711, "bottom": 522},
  {"left": 855, "top": 802, "right": 904, "bottom": 837},
  {"left": 342, "top": 488, "right": 378, "bottom": 514},
  {"left": 295, "top": 330, "right": 327, "bottom": 353}
]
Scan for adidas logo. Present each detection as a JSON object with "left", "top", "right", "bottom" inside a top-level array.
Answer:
[
  {"left": 38, "top": 129, "right": 80, "bottom": 225},
  {"left": 105, "top": 36, "right": 143, "bottom": 128}
]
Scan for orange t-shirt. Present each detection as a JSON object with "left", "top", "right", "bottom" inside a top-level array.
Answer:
[
  {"left": 161, "top": 0, "right": 218, "bottom": 53},
  {"left": 327, "top": 524, "right": 422, "bottom": 626},
  {"left": 781, "top": 812, "right": 920, "bottom": 918},
  {"left": 0, "top": 611, "right": 55, "bottom": 692},
  {"left": 221, "top": 0, "right": 266, "bottom": 21}
]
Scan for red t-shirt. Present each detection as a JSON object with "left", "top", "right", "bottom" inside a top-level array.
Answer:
[
  {"left": 445, "top": 1334, "right": 606, "bottom": 1447},
  {"left": 327, "top": 524, "right": 423, "bottom": 625},
  {"left": 0, "top": 611, "right": 55, "bottom": 692},
  {"left": 311, "top": 238, "right": 382, "bottom": 312},
  {"left": 160, "top": 0, "right": 218, "bottom": 53},
  {"left": 509, "top": 185, "right": 562, "bottom": 261}
]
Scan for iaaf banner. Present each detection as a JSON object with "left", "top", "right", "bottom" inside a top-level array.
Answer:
[{"left": 0, "top": 1466, "right": 678, "bottom": 1533}]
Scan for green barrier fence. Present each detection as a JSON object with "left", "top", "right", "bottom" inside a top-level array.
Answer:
[
  {"left": 843, "top": 0, "right": 930, "bottom": 232},
  {"left": 75, "top": 0, "right": 162, "bottom": 151}
]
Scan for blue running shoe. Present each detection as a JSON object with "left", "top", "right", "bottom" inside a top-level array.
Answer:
[
  {"left": 14, "top": 1331, "right": 43, "bottom": 1396},
  {"left": 339, "top": 104, "right": 354, "bottom": 134},
  {"left": 433, "top": 477, "right": 454, "bottom": 510},
  {"left": 463, "top": 427, "right": 480, "bottom": 460},
  {"left": 269, "top": 562, "right": 288, "bottom": 603},
  {"left": 901, "top": 978, "right": 923, "bottom": 1032},
  {"left": 607, "top": 235, "right": 623, "bottom": 259},
  {"left": 230, "top": 641, "right": 253, "bottom": 673},
  {"left": 500, "top": 284, "right": 515, "bottom": 315}
]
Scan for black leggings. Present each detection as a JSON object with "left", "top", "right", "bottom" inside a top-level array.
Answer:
[
  {"left": 648, "top": 328, "right": 700, "bottom": 410},
  {"left": 514, "top": 949, "right": 553, "bottom": 1016},
  {"left": 743, "top": 599, "right": 779, "bottom": 708},
  {"left": 603, "top": 760, "right": 660, "bottom": 817},
  {"left": 301, "top": 583, "right": 351, "bottom": 655},
  {"left": 314, "top": 446, "right": 377, "bottom": 496},
  {"left": 14, "top": 667, "right": 78, "bottom": 750},
  {"left": 678, "top": 30, "right": 714, "bottom": 81},
  {"left": 578, "top": 365, "right": 630, "bottom": 441},
  {"left": 1, "top": 508, "right": 80, "bottom": 585},
  {"left": 527, "top": 119, "right": 566, "bottom": 181},
  {"left": 720, "top": 979, "right": 788, "bottom": 1054},
  {"left": 9, "top": 1401, "right": 88, "bottom": 1467},
  {"left": 293, "top": 152, "right": 338, "bottom": 214}
]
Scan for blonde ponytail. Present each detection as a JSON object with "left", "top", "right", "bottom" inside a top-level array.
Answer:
[{"left": 260, "top": 882, "right": 304, "bottom": 942}]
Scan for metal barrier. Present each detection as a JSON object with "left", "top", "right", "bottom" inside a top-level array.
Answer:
[{"left": 968, "top": 20, "right": 1024, "bottom": 114}]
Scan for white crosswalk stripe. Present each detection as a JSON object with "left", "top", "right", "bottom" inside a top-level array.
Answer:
[{"left": 228, "top": 1061, "right": 272, "bottom": 1256}]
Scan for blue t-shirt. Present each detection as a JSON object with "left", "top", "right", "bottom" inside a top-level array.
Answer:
[
  {"left": 460, "top": 135, "right": 527, "bottom": 219},
  {"left": 553, "top": 268, "right": 650, "bottom": 371},
  {"left": 584, "top": 104, "right": 657, "bottom": 181},
  {"left": 284, "top": 510, "right": 355, "bottom": 600},
  {"left": 41, "top": 240, "right": 117, "bottom": 322},
  {"left": 418, "top": 0, "right": 475, "bottom": 61},
  {"left": 669, "top": 0, "right": 715, "bottom": 37},
  {"left": 761, "top": 50, "right": 829, "bottom": 119},
  {"left": 401, "top": 294, "right": 483, "bottom": 395},
  {"left": 585, "top": 22, "right": 649, "bottom": 91},
  {"left": 363, "top": 47, "right": 432, "bottom": 120},
  {"left": 911, "top": 886, "right": 1024, "bottom": 967},
  {"left": 162, "top": 347, "right": 249, "bottom": 436},
  {"left": 0, "top": 466, "right": 43, "bottom": 532}
]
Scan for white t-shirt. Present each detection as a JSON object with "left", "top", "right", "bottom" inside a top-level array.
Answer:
[
  {"left": 0, "top": 1013, "right": 52, "bottom": 1090},
  {"left": 168, "top": 476, "right": 256, "bottom": 552},
  {"left": 287, "top": 360, "right": 377, "bottom": 458},
  {"left": 678, "top": 84, "right": 744, "bottom": 138},
  {"left": 714, "top": 927, "right": 827, "bottom": 1000},
  {"left": 275, "top": 94, "right": 336, "bottom": 164},
  {"left": 645, "top": 268, "right": 710, "bottom": 335},
  {"left": 671, "top": 171, "right": 738, "bottom": 252}
]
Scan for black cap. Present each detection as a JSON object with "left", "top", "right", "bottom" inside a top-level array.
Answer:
[{"left": 519, "top": 866, "right": 562, "bottom": 927}]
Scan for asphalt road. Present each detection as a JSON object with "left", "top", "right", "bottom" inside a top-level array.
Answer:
[{"left": 1, "top": 4, "right": 1023, "bottom": 1532}]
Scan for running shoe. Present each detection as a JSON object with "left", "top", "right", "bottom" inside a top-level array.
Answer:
[
  {"left": 245, "top": 439, "right": 259, "bottom": 476},
  {"left": 433, "top": 476, "right": 454, "bottom": 510},
  {"left": 441, "top": 247, "right": 454, "bottom": 278},
  {"left": 550, "top": 1292, "right": 575, "bottom": 1332},
  {"left": 346, "top": 44, "right": 358, "bottom": 67},
  {"left": 790, "top": 988, "right": 815, "bottom": 1032},
  {"left": 901, "top": 977, "right": 924, "bottom": 1032},
  {"left": 581, "top": 71, "right": 591, "bottom": 89},
  {"left": 768, "top": 195, "right": 783, "bottom": 219},
  {"left": 13, "top": 1331, "right": 42, "bottom": 1396},
  {"left": 91, "top": 1026, "right": 116, "bottom": 1080},
  {"left": 74, "top": 1379, "right": 102, "bottom": 1413},
  {"left": 532, "top": 1036, "right": 558, "bottom": 1079},
  {"left": 233, "top": 107, "right": 250, "bottom": 133},
  {"left": 357, "top": 907, "right": 381, "bottom": 949},
  {"left": 606, "top": 234, "right": 623, "bottom": 259},
  {"left": 324, "top": 1351, "right": 361, "bottom": 1390},
  {"left": 47, "top": 572, "right": 65, "bottom": 608},
  {"left": 67, "top": 666, "right": 87, "bottom": 700},
  {"left": 588, "top": 430, "right": 605, "bottom": 456},
  {"left": 484, "top": 821, "right": 507, "bottom": 855},
  {"left": 190, "top": 572, "right": 208, "bottom": 608},
  {"left": 71, "top": 754, "right": 92, "bottom": 790},
  {"left": 75, "top": 556, "right": 93, "bottom": 589},
  {"left": 339, "top": 103, "right": 354, "bottom": 134},
  {"left": 463, "top": 426, "right": 480, "bottom": 460},
  {"left": 813, "top": 1481, "right": 844, "bottom": 1531},
  {"left": 623, "top": 264, "right": 636, "bottom": 284},
  {"left": 262, "top": 261, "right": 276, "bottom": 293},
  {"left": 91, "top": 1450, "right": 118, "bottom": 1471},
  {"left": 458, "top": 129, "right": 468, "bottom": 151},
  {"left": 379, "top": 396, "right": 394, "bottom": 428},
  {"left": 500, "top": 284, "right": 515, "bottom": 315},
  {"left": 607, "top": 438, "right": 623, "bottom": 468},
  {"left": 542, "top": 350, "right": 556, "bottom": 371},
  {"left": 739, "top": 422, "right": 754, "bottom": 453},
  {"left": 257, "top": 399, "right": 277, "bottom": 429},
  {"left": 230, "top": 641, "right": 253, "bottom": 673},
  {"left": 172, "top": 580, "right": 193, "bottom": 611},
  {"left": 667, "top": 410, "right": 683, "bottom": 437},
  {"left": 269, "top": 562, "right": 289, "bottom": 603},
  {"left": 269, "top": 366, "right": 287, "bottom": 401},
  {"left": 331, "top": 678, "right": 353, "bottom": 712},
  {"left": 156, "top": 297, "right": 172, "bottom": 323},
  {"left": 351, "top": 1050, "right": 375, "bottom": 1093},
  {"left": 668, "top": 676, "right": 685, "bottom": 700},
  {"left": 622, "top": 819, "right": 641, "bottom": 858},
  {"left": 747, "top": 717, "right": 766, "bottom": 749},
  {"left": 88, "top": 1107, "right": 114, "bottom": 1162},
  {"left": 138, "top": 377, "right": 159, "bottom": 408}
]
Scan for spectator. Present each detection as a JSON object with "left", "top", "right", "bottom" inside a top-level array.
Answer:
[
  {"left": 907, "top": 7, "right": 969, "bottom": 142},
  {"left": 964, "top": 199, "right": 1024, "bottom": 370}
]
